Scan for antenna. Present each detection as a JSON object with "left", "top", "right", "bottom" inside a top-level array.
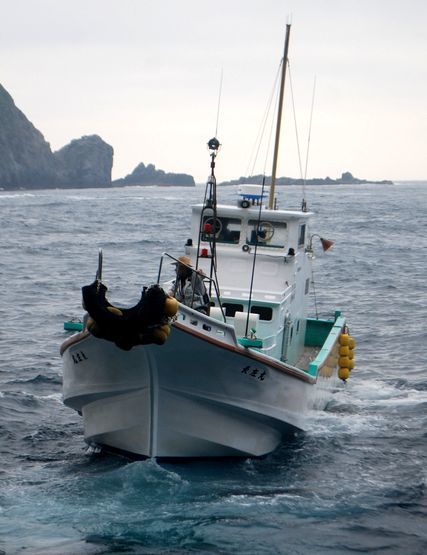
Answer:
[
  {"left": 301, "top": 76, "right": 316, "bottom": 212},
  {"left": 215, "top": 68, "right": 224, "bottom": 138},
  {"left": 304, "top": 76, "right": 317, "bottom": 182}
]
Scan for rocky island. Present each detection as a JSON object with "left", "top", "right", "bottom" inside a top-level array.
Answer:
[
  {"left": 113, "top": 162, "right": 194, "bottom": 187},
  {"left": 0, "top": 83, "right": 194, "bottom": 190}
]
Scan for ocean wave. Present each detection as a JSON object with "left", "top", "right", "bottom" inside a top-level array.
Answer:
[{"left": 1, "top": 181, "right": 426, "bottom": 554}]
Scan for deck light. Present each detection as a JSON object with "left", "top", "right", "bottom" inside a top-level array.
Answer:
[{"left": 308, "top": 233, "right": 334, "bottom": 253}]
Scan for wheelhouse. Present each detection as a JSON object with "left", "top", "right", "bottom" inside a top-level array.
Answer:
[{"left": 178, "top": 192, "right": 314, "bottom": 366}]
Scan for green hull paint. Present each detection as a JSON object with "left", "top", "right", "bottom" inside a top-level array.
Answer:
[
  {"left": 306, "top": 314, "right": 346, "bottom": 377},
  {"left": 64, "top": 321, "right": 83, "bottom": 332},
  {"left": 238, "top": 337, "right": 263, "bottom": 349}
]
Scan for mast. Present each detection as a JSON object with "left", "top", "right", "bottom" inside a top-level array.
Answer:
[
  {"left": 195, "top": 137, "right": 221, "bottom": 297},
  {"left": 268, "top": 23, "right": 291, "bottom": 210}
]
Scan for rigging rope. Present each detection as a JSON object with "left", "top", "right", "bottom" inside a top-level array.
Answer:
[
  {"left": 214, "top": 68, "right": 223, "bottom": 138},
  {"left": 304, "top": 76, "right": 317, "bottom": 185},
  {"left": 246, "top": 62, "right": 282, "bottom": 178},
  {"left": 245, "top": 174, "right": 268, "bottom": 337},
  {"left": 288, "top": 61, "right": 306, "bottom": 206},
  {"left": 311, "top": 266, "right": 319, "bottom": 320},
  {"left": 263, "top": 79, "right": 280, "bottom": 179}
]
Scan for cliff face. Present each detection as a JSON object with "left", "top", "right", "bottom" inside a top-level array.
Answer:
[
  {"left": 54, "top": 135, "right": 114, "bottom": 188},
  {"left": 113, "top": 162, "right": 195, "bottom": 187},
  {"left": 0, "top": 84, "right": 60, "bottom": 188},
  {"left": 0, "top": 83, "right": 113, "bottom": 189}
]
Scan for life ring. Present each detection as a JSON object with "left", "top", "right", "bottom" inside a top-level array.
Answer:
[{"left": 203, "top": 217, "right": 222, "bottom": 237}]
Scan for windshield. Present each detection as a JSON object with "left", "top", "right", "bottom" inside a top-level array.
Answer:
[{"left": 246, "top": 220, "right": 287, "bottom": 248}]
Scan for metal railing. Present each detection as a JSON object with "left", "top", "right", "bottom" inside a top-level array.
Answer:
[{"left": 156, "top": 252, "right": 226, "bottom": 321}]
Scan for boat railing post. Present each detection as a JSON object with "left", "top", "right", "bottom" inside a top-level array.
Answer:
[
  {"left": 157, "top": 253, "right": 166, "bottom": 284},
  {"left": 95, "top": 249, "right": 103, "bottom": 292}
]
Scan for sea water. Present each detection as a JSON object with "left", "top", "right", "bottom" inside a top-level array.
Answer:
[{"left": 0, "top": 182, "right": 426, "bottom": 554}]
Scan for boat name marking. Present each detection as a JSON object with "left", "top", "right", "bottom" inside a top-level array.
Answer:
[
  {"left": 72, "top": 350, "right": 88, "bottom": 364},
  {"left": 241, "top": 365, "right": 266, "bottom": 381}
]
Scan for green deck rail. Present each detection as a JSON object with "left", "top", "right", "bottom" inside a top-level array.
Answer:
[{"left": 306, "top": 312, "right": 345, "bottom": 377}]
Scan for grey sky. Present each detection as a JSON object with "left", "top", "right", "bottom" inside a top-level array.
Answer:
[{"left": 1, "top": 0, "right": 426, "bottom": 182}]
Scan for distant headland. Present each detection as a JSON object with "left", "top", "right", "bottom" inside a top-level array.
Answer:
[
  {"left": 0, "top": 82, "right": 391, "bottom": 190},
  {"left": 219, "top": 172, "right": 393, "bottom": 186}
]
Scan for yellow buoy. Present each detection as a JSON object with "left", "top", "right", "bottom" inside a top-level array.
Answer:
[
  {"left": 338, "top": 367, "right": 350, "bottom": 381},
  {"left": 348, "top": 337, "right": 356, "bottom": 350},
  {"left": 339, "top": 333, "right": 350, "bottom": 346},
  {"left": 348, "top": 358, "right": 355, "bottom": 370},
  {"left": 152, "top": 328, "right": 168, "bottom": 344},
  {"left": 164, "top": 296, "right": 179, "bottom": 317},
  {"left": 348, "top": 349, "right": 354, "bottom": 360},
  {"left": 339, "top": 356, "right": 351, "bottom": 368},
  {"left": 107, "top": 306, "right": 123, "bottom": 317},
  {"left": 158, "top": 324, "right": 171, "bottom": 336},
  {"left": 339, "top": 345, "right": 350, "bottom": 357}
]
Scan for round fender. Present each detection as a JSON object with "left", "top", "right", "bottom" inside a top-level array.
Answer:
[{"left": 164, "top": 296, "right": 179, "bottom": 317}]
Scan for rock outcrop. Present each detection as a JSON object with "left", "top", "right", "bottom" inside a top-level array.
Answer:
[
  {"left": 54, "top": 135, "right": 113, "bottom": 188},
  {"left": 0, "top": 83, "right": 113, "bottom": 189},
  {"left": 113, "top": 162, "right": 195, "bottom": 187},
  {"left": 0, "top": 84, "right": 60, "bottom": 188}
]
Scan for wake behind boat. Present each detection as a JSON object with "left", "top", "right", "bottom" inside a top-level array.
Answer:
[{"left": 61, "top": 24, "right": 355, "bottom": 459}]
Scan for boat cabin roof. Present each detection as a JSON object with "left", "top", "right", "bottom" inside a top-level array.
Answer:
[{"left": 192, "top": 203, "right": 313, "bottom": 221}]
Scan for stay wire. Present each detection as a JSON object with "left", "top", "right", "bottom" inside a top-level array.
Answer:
[
  {"left": 214, "top": 68, "right": 223, "bottom": 138},
  {"left": 304, "top": 76, "right": 317, "bottom": 184},
  {"left": 311, "top": 266, "right": 319, "bottom": 320},
  {"left": 263, "top": 78, "right": 281, "bottom": 178},
  {"left": 245, "top": 60, "right": 286, "bottom": 334},
  {"left": 288, "top": 61, "right": 306, "bottom": 205},
  {"left": 245, "top": 175, "right": 267, "bottom": 337},
  {"left": 246, "top": 61, "right": 282, "bottom": 178}
]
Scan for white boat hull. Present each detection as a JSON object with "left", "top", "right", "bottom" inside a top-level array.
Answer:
[{"left": 62, "top": 308, "right": 338, "bottom": 459}]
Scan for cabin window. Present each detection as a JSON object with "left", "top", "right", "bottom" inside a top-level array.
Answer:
[
  {"left": 246, "top": 220, "right": 287, "bottom": 248},
  {"left": 250, "top": 306, "right": 273, "bottom": 321},
  {"left": 202, "top": 216, "right": 241, "bottom": 244},
  {"left": 298, "top": 224, "right": 306, "bottom": 247},
  {"left": 222, "top": 303, "right": 244, "bottom": 317}
]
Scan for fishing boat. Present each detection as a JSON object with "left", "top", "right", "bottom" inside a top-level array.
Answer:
[{"left": 61, "top": 25, "right": 355, "bottom": 459}]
